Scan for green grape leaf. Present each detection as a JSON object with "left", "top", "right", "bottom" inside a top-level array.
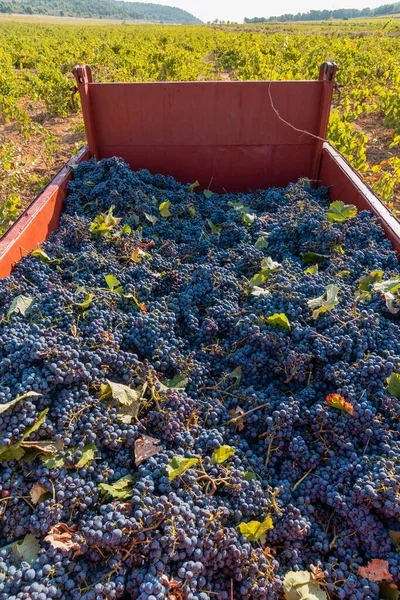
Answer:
[
  {"left": 122, "top": 293, "right": 147, "bottom": 312},
  {"left": 166, "top": 456, "right": 198, "bottom": 481},
  {"left": 211, "top": 445, "right": 236, "bottom": 465},
  {"left": 266, "top": 313, "right": 291, "bottom": 329},
  {"left": 188, "top": 205, "right": 196, "bottom": 217},
  {"left": 359, "top": 271, "right": 383, "bottom": 292},
  {"left": 0, "top": 391, "right": 41, "bottom": 415},
  {"left": 159, "top": 201, "right": 171, "bottom": 217},
  {"left": 0, "top": 407, "right": 47, "bottom": 462},
  {"left": 13, "top": 534, "right": 40, "bottom": 566},
  {"left": 90, "top": 206, "right": 121, "bottom": 237},
  {"left": 230, "top": 366, "right": 242, "bottom": 385},
  {"left": 102, "top": 380, "right": 141, "bottom": 410},
  {"left": 238, "top": 517, "right": 273, "bottom": 543},
  {"left": 203, "top": 189, "right": 213, "bottom": 199},
  {"left": 105, "top": 275, "right": 123, "bottom": 294},
  {"left": 98, "top": 486, "right": 131, "bottom": 499},
  {"left": 386, "top": 373, "right": 400, "bottom": 399},
  {"left": 160, "top": 375, "right": 189, "bottom": 390},
  {"left": 21, "top": 449, "right": 42, "bottom": 463},
  {"left": 243, "top": 213, "right": 256, "bottom": 226},
  {"left": 373, "top": 278, "right": 400, "bottom": 314},
  {"left": 120, "top": 224, "right": 131, "bottom": 236},
  {"left": 188, "top": 180, "right": 200, "bottom": 192},
  {"left": 207, "top": 219, "right": 222, "bottom": 235},
  {"left": 283, "top": 570, "right": 327, "bottom": 600},
  {"left": 308, "top": 284, "right": 340, "bottom": 319},
  {"left": 130, "top": 247, "right": 152, "bottom": 263},
  {"left": 99, "top": 475, "right": 135, "bottom": 499},
  {"left": 302, "top": 252, "right": 329, "bottom": 264},
  {"left": 255, "top": 235, "right": 269, "bottom": 250},
  {"left": 32, "top": 248, "right": 60, "bottom": 266},
  {"left": 7, "top": 295, "right": 35, "bottom": 318},
  {"left": 248, "top": 272, "right": 268, "bottom": 291},
  {"left": 244, "top": 471, "right": 257, "bottom": 482},
  {"left": 304, "top": 265, "right": 319, "bottom": 276},
  {"left": 144, "top": 212, "right": 158, "bottom": 225},
  {"left": 75, "top": 293, "right": 95, "bottom": 310},
  {"left": 227, "top": 201, "right": 251, "bottom": 213},
  {"left": 390, "top": 531, "right": 400, "bottom": 551},
  {"left": 356, "top": 270, "right": 384, "bottom": 302},
  {"left": 42, "top": 453, "right": 65, "bottom": 469},
  {"left": 0, "top": 444, "right": 25, "bottom": 462},
  {"left": 21, "top": 409, "right": 49, "bottom": 441},
  {"left": 332, "top": 245, "right": 345, "bottom": 255},
  {"left": 326, "top": 201, "right": 357, "bottom": 223},
  {"left": 251, "top": 286, "right": 270, "bottom": 297},
  {"left": 75, "top": 444, "right": 96, "bottom": 468},
  {"left": 106, "top": 475, "right": 135, "bottom": 490},
  {"left": 117, "top": 403, "right": 140, "bottom": 424},
  {"left": 379, "top": 583, "right": 400, "bottom": 600},
  {"left": 261, "top": 257, "right": 281, "bottom": 271}
]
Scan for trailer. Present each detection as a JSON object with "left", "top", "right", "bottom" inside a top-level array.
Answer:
[
  {"left": 1, "top": 64, "right": 400, "bottom": 600},
  {"left": 0, "top": 62, "right": 399, "bottom": 278}
]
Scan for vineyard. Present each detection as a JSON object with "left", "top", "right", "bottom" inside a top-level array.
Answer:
[
  {"left": 2, "top": 15, "right": 400, "bottom": 600},
  {"left": 1, "top": 18, "right": 400, "bottom": 235}
]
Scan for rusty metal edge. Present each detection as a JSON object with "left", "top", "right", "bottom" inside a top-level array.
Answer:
[
  {"left": 0, "top": 145, "right": 89, "bottom": 264},
  {"left": 322, "top": 142, "right": 400, "bottom": 242},
  {"left": 74, "top": 80, "right": 325, "bottom": 86}
]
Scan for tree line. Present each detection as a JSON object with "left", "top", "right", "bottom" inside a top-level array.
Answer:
[
  {"left": 0, "top": 0, "right": 202, "bottom": 24},
  {"left": 245, "top": 2, "right": 400, "bottom": 22}
]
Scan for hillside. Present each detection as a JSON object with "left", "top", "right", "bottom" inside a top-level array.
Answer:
[
  {"left": 0, "top": 0, "right": 202, "bottom": 24},
  {"left": 245, "top": 1, "right": 400, "bottom": 22}
]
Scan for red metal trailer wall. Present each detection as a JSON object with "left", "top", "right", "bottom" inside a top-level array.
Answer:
[
  {"left": 0, "top": 148, "right": 89, "bottom": 278},
  {"left": 320, "top": 144, "right": 400, "bottom": 253},
  {"left": 73, "top": 63, "right": 338, "bottom": 192}
]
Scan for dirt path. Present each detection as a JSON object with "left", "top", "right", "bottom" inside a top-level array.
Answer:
[{"left": 0, "top": 112, "right": 86, "bottom": 213}]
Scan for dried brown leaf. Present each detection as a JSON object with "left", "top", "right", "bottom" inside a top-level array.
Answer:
[
  {"left": 228, "top": 406, "right": 246, "bottom": 431},
  {"left": 134, "top": 435, "right": 161, "bottom": 466},
  {"left": 44, "top": 523, "right": 83, "bottom": 557},
  {"left": 21, "top": 440, "right": 63, "bottom": 455},
  {"left": 161, "top": 575, "right": 181, "bottom": 589},
  {"left": 30, "top": 482, "right": 48, "bottom": 505},
  {"left": 310, "top": 564, "right": 325, "bottom": 581},
  {"left": 358, "top": 559, "right": 393, "bottom": 583}
]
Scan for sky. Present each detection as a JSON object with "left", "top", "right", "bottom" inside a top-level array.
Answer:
[{"left": 155, "top": 0, "right": 389, "bottom": 22}]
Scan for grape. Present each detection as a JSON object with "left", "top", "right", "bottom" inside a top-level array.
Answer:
[{"left": 0, "top": 157, "right": 399, "bottom": 599}]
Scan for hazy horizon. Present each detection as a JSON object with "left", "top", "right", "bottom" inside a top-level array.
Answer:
[{"left": 133, "top": 0, "right": 393, "bottom": 23}]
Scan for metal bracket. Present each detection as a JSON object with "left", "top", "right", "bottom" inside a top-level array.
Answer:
[
  {"left": 70, "top": 85, "right": 78, "bottom": 111},
  {"left": 72, "top": 65, "right": 93, "bottom": 86},
  {"left": 333, "top": 81, "right": 342, "bottom": 105},
  {"left": 319, "top": 62, "right": 339, "bottom": 82}
]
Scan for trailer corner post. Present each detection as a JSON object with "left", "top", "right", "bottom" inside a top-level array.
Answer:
[
  {"left": 309, "top": 62, "right": 339, "bottom": 185},
  {"left": 73, "top": 65, "right": 99, "bottom": 159}
]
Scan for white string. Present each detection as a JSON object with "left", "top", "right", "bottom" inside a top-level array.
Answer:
[{"left": 267, "top": 76, "right": 329, "bottom": 143}]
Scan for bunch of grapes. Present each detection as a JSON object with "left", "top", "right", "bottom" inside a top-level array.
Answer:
[{"left": 0, "top": 156, "right": 399, "bottom": 599}]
